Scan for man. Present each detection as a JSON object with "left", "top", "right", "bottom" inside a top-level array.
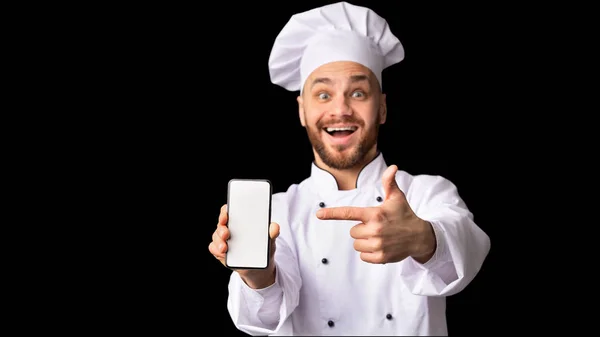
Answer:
[{"left": 208, "top": 2, "right": 491, "bottom": 335}]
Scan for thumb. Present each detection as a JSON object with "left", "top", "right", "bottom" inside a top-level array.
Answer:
[
  {"left": 269, "top": 222, "right": 280, "bottom": 240},
  {"left": 269, "top": 222, "right": 280, "bottom": 259},
  {"left": 382, "top": 165, "right": 404, "bottom": 201}
]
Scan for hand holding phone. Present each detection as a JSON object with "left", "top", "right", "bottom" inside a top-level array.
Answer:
[{"left": 209, "top": 179, "right": 280, "bottom": 287}]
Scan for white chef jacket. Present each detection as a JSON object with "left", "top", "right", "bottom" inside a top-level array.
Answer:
[{"left": 227, "top": 153, "right": 491, "bottom": 336}]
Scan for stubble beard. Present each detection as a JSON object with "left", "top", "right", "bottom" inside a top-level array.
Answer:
[{"left": 306, "top": 115, "right": 380, "bottom": 170}]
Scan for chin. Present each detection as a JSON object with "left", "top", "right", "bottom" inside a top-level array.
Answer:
[{"left": 318, "top": 146, "right": 364, "bottom": 170}]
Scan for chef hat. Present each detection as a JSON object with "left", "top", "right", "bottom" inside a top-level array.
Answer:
[{"left": 268, "top": 1, "right": 405, "bottom": 93}]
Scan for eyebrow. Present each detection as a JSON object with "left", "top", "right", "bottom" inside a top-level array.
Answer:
[
  {"left": 310, "top": 74, "right": 370, "bottom": 89},
  {"left": 349, "top": 74, "right": 369, "bottom": 84}
]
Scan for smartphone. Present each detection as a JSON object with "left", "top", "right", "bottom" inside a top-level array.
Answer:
[{"left": 225, "top": 179, "right": 272, "bottom": 269}]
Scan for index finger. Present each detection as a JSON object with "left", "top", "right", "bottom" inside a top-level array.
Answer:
[
  {"left": 316, "top": 206, "right": 373, "bottom": 222},
  {"left": 218, "top": 204, "right": 228, "bottom": 227}
]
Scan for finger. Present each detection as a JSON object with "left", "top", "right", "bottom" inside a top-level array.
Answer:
[
  {"left": 359, "top": 251, "right": 386, "bottom": 264},
  {"left": 269, "top": 222, "right": 280, "bottom": 255},
  {"left": 353, "top": 238, "right": 375, "bottom": 253},
  {"left": 208, "top": 241, "right": 227, "bottom": 259},
  {"left": 316, "top": 206, "right": 374, "bottom": 222},
  {"left": 269, "top": 222, "right": 280, "bottom": 240},
  {"left": 218, "top": 226, "right": 230, "bottom": 241},
  {"left": 382, "top": 165, "right": 405, "bottom": 201},
  {"left": 349, "top": 223, "right": 370, "bottom": 239},
  {"left": 212, "top": 228, "right": 228, "bottom": 248},
  {"left": 218, "top": 204, "right": 228, "bottom": 226}
]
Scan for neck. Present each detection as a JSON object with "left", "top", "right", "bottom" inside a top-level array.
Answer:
[{"left": 314, "top": 147, "right": 379, "bottom": 191}]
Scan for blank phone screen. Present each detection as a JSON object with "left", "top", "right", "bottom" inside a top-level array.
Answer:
[{"left": 226, "top": 179, "right": 271, "bottom": 269}]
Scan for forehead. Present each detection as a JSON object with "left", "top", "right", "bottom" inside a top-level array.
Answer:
[{"left": 307, "top": 61, "right": 375, "bottom": 84}]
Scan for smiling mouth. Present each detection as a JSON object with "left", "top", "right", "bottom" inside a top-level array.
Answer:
[{"left": 324, "top": 126, "right": 358, "bottom": 137}]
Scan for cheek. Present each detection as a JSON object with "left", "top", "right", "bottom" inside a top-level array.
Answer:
[
  {"left": 303, "top": 109, "right": 325, "bottom": 128},
  {"left": 357, "top": 109, "right": 380, "bottom": 126}
]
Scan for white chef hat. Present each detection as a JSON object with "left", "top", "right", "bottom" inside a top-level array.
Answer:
[{"left": 268, "top": 1, "right": 405, "bottom": 93}]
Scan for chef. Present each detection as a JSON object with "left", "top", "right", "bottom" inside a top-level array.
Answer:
[{"left": 209, "top": 2, "right": 491, "bottom": 335}]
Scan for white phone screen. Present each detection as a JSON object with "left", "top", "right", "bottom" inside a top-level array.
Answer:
[{"left": 226, "top": 179, "right": 272, "bottom": 269}]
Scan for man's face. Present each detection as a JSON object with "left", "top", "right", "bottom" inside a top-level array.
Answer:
[{"left": 297, "top": 61, "right": 387, "bottom": 170}]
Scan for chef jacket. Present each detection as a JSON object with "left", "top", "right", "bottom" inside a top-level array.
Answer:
[{"left": 226, "top": 153, "right": 491, "bottom": 335}]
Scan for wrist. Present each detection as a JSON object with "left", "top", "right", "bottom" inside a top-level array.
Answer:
[
  {"left": 411, "top": 220, "right": 436, "bottom": 264},
  {"left": 240, "top": 264, "right": 277, "bottom": 289}
]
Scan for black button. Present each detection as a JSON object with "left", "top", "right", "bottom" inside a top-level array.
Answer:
[
  {"left": 328, "top": 320, "right": 334, "bottom": 327},
  {"left": 321, "top": 258, "right": 328, "bottom": 264},
  {"left": 386, "top": 313, "right": 392, "bottom": 320},
  {"left": 376, "top": 196, "right": 383, "bottom": 202},
  {"left": 319, "top": 202, "right": 325, "bottom": 207}
]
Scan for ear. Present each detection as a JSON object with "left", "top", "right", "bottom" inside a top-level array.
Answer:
[
  {"left": 297, "top": 95, "right": 306, "bottom": 127},
  {"left": 379, "top": 93, "right": 387, "bottom": 125}
]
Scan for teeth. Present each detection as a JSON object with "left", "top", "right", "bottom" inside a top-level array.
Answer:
[{"left": 326, "top": 126, "right": 357, "bottom": 132}]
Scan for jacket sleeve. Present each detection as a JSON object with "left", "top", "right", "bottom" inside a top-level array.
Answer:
[
  {"left": 400, "top": 174, "right": 491, "bottom": 297},
  {"left": 226, "top": 192, "right": 302, "bottom": 335}
]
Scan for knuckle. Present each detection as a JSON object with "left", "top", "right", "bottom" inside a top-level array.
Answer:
[
  {"left": 372, "top": 223, "right": 384, "bottom": 235},
  {"left": 212, "top": 230, "right": 222, "bottom": 243},
  {"left": 209, "top": 241, "right": 220, "bottom": 256},
  {"left": 373, "top": 210, "right": 386, "bottom": 223}
]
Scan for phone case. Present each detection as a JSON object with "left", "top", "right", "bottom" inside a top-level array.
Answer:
[{"left": 225, "top": 179, "right": 272, "bottom": 269}]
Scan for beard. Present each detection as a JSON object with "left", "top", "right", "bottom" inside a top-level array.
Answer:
[{"left": 306, "top": 115, "right": 380, "bottom": 170}]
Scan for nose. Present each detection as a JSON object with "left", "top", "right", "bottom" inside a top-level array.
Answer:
[{"left": 330, "top": 95, "right": 352, "bottom": 116}]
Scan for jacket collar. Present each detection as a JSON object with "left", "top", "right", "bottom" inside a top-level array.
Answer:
[{"left": 309, "top": 152, "right": 387, "bottom": 191}]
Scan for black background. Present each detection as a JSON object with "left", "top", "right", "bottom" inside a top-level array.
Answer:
[{"left": 83, "top": 1, "right": 547, "bottom": 335}]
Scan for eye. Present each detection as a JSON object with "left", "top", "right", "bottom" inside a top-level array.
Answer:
[
  {"left": 318, "top": 93, "right": 330, "bottom": 100},
  {"left": 352, "top": 91, "right": 365, "bottom": 98}
]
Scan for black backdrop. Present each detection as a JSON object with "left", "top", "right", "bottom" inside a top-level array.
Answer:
[{"left": 100, "top": 1, "right": 520, "bottom": 335}]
